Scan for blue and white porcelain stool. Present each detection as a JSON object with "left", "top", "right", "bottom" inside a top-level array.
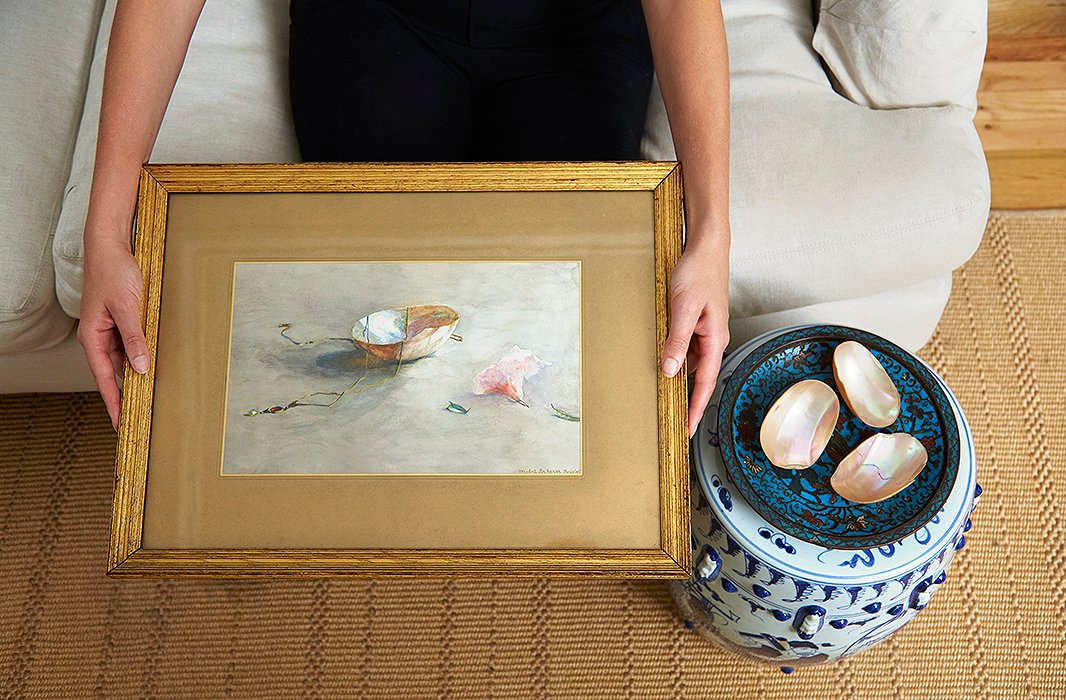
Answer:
[{"left": 670, "top": 324, "right": 980, "bottom": 668}]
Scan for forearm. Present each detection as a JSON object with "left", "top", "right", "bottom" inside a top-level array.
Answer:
[
  {"left": 85, "top": 0, "right": 206, "bottom": 251},
  {"left": 640, "top": 0, "right": 730, "bottom": 254}
]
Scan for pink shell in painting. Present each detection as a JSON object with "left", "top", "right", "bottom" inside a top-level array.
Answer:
[{"left": 473, "top": 345, "right": 551, "bottom": 403}]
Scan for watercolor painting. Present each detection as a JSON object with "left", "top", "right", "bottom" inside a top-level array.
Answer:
[{"left": 219, "top": 261, "right": 581, "bottom": 475}]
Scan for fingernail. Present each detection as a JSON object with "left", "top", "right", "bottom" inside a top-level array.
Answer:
[
  {"left": 132, "top": 355, "right": 149, "bottom": 374},
  {"left": 662, "top": 357, "right": 679, "bottom": 377}
]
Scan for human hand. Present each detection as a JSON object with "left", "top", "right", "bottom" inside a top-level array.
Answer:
[
  {"left": 660, "top": 239, "right": 730, "bottom": 439},
  {"left": 77, "top": 235, "right": 150, "bottom": 432}
]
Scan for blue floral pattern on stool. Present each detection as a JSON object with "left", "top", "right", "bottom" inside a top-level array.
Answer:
[{"left": 671, "top": 324, "right": 979, "bottom": 667}]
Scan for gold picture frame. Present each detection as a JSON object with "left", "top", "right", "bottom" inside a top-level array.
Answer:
[{"left": 108, "top": 162, "right": 690, "bottom": 578}]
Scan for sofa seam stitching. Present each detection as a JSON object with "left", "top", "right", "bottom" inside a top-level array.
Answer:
[
  {"left": 732, "top": 272, "right": 952, "bottom": 320},
  {"left": 731, "top": 199, "right": 984, "bottom": 263},
  {"left": 819, "top": 9, "right": 979, "bottom": 35}
]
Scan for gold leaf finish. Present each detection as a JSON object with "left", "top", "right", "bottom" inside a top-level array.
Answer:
[{"left": 108, "top": 162, "right": 689, "bottom": 578}]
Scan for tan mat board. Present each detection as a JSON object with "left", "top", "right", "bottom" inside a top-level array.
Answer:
[{"left": 1, "top": 214, "right": 1064, "bottom": 698}]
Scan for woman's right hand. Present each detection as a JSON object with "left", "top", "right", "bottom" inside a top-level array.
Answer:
[
  {"left": 73, "top": 0, "right": 207, "bottom": 430},
  {"left": 77, "top": 235, "right": 150, "bottom": 432}
]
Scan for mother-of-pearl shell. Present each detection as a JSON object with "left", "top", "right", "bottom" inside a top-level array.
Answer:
[
  {"left": 833, "top": 341, "right": 901, "bottom": 428},
  {"left": 759, "top": 379, "right": 840, "bottom": 469},
  {"left": 352, "top": 304, "right": 460, "bottom": 362},
  {"left": 831, "top": 432, "right": 928, "bottom": 504}
]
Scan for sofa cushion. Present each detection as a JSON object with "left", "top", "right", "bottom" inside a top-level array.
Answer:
[
  {"left": 53, "top": 0, "right": 301, "bottom": 318},
  {"left": 54, "top": 0, "right": 989, "bottom": 327},
  {"left": 728, "top": 274, "right": 952, "bottom": 354},
  {"left": 0, "top": 0, "right": 104, "bottom": 352},
  {"left": 811, "top": 0, "right": 987, "bottom": 116},
  {"left": 642, "top": 0, "right": 989, "bottom": 320}
]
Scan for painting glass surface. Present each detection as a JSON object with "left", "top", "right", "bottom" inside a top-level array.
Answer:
[{"left": 220, "top": 261, "right": 581, "bottom": 475}]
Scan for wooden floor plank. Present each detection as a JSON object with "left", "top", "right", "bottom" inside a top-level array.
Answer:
[
  {"left": 979, "top": 61, "right": 1066, "bottom": 92},
  {"left": 976, "top": 89, "right": 1066, "bottom": 122},
  {"left": 976, "top": 117, "right": 1066, "bottom": 152},
  {"left": 985, "top": 35, "right": 1066, "bottom": 62},
  {"left": 987, "top": 149, "right": 1066, "bottom": 208},
  {"left": 988, "top": 0, "right": 1066, "bottom": 38},
  {"left": 980, "top": 1, "right": 1066, "bottom": 207}
]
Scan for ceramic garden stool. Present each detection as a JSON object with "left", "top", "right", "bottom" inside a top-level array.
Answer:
[{"left": 670, "top": 324, "right": 980, "bottom": 669}]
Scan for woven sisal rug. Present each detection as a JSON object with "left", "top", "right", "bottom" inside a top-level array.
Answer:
[{"left": 1, "top": 213, "right": 1063, "bottom": 698}]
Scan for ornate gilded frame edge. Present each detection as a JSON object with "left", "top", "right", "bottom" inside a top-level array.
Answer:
[{"left": 107, "top": 161, "right": 691, "bottom": 579}]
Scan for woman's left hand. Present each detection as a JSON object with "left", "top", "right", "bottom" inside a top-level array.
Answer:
[{"left": 660, "top": 236, "right": 731, "bottom": 439}]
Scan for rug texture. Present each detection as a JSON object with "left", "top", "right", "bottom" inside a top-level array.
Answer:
[{"left": 1, "top": 214, "right": 1063, "bottom": 699}]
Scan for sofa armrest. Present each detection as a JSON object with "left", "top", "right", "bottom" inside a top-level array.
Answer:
[
  {"left": 811, "top": 0, "right": 988, "bottom": 117},
  {"left": 0, "top": 0, "right": 103, "bottom": 354}
]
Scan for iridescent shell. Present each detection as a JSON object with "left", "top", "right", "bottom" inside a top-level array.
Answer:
[
  {"left": 833, "top": 340, "right": 900, "bottom": 428},
  {"left": 352, "top": 304, "right": 459, "bottom": 362},
  {"left": 831, "top": 432, "right": 928, "bottom": 504},
  {"left": 759, "top": 379, "right": 840, "bottom": 469}
]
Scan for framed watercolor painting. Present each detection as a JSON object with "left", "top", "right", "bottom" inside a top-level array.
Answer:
[{"left": 107, "top": 162, "right": 690, "bottom": 578}]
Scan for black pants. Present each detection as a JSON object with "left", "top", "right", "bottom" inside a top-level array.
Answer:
[{"left": 288, "top": 0, "right": 654, "bottom": 161}]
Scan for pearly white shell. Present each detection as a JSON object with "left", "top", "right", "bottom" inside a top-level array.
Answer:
[
  {"left": 831, "top": 432, "right": 928, "bottom": 504},
  {"left": 833, "top": 341, "right": 901, "bottom": 429},
  {"left": 759, "top": 379, "right": 840, "bottom": 469}
]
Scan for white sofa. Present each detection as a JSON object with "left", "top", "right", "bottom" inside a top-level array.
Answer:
[{"left": 0, "top": 0, "right": 990, "bottom": 393}]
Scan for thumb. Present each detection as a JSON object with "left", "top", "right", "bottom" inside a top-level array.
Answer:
[
  {"left": 661, "top": 294, "right": 700, "bottom": 378},
  {"left": 110, "top": 297, "right": 151, "bottom": 375}
]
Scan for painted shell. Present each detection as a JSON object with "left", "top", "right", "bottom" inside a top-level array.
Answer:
[
  {"left": 831, "top": 432, "right": 929, "bottom": 503},
  {"left": 833, "top": 340, "right": 901, "bottom": 428},
  {"left": 759, "top": 379, "right": 840, "bottom": 469},
  {"left": 352, "top": 304, "right": 459, "bottom": 362},
  {"left": 473, "top": 345, "right": 551, "bottom": 403}
]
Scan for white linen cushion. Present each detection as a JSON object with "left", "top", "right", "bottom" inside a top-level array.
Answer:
[
  {"left": 642, "top": 0, "right": 989, "bottom": 321},
  {"left": 728, "top": 274, "right": 952, "bottom": 354},
  {"left": 53, "top": 0, "right": 989, "bottom": 339},
  {"left": 811, "top": 0, "right": 987, "bottom": 115},
  {"left": 53, "top": 0, "right": 300, "bottom": 318},
  {"left": 0, "top": 0, "right": 104, "bottom": 352}
]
